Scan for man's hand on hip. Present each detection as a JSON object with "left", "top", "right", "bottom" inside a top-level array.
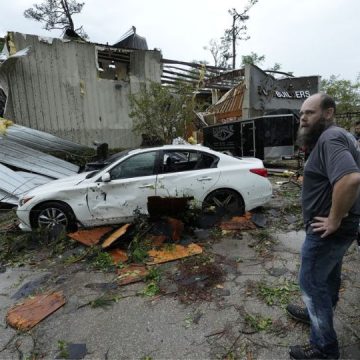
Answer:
[{"left": 311, "top": 216, "right": 341, "bottom": 238}]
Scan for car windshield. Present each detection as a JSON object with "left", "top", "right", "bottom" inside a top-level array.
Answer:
[
  {"left": 105, "top": 149, "right": 131, "bottom": 164},
  {"left": 85, "top": 149, "right": 131, "bottom": 178}
]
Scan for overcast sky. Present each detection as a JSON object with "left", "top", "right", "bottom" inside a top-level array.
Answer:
[{"left": 1, "top": 0, "right": 359, "bottom": 81}]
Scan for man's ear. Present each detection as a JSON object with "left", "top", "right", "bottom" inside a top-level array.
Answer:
[{"left": 323, "top": 107, "right": 335, "bottom": 120}]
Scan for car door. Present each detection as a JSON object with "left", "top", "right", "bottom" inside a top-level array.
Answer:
[
  {"left": 155, "top": 149, "right": 221, "bottom": 205},
  {"left": 86, "top": 150, "right": 158, "bottom": 224}
]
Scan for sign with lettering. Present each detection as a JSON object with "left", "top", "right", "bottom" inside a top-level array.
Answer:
[{"left": 274, "top": 90, "right": 311, "bottom": 99}]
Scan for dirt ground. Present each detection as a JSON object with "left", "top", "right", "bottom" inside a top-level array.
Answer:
[{"left": 0, "top": 176, "right": 359, "bottom": 359}]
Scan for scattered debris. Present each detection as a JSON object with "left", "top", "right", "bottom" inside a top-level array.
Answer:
[
  {"left": 102, "top": 224, "right": 131, "bottom": 249},
  {"left": 244, "top": 313, "right": 272, "bottom": 332},
  {"left": 174, "top": 256, "right": 226, "bottom": 303},
  {"left": 108, "top": 248, "right": 128, "bottom": 264},
  {"left": 68, "top": 227, "right": 113, "bottom": 246},
  {"left": 147, "top": 243, "right": 203, "bottom": 265},
  {"left": 6, "top": 291, "right": 66, "bottom": 331},
  {"left": 56, "top": 342, "right": 87, "bottom": 359},
  {"left": 166, "top": 217, "right": 184, "bottom": 242},
  {"left": 147, "top": 234, "right": 167, "bottom": 247},
  {"left": 251, "top": 213, "right": 267, "bottom": 228},
  {"left": 220, "top": 213, "right": 256, "bottom": 231},
  {"left": 90, "top": 250, "right": 114, "bottom": 271},
  {"left": 117, "top": 264, "right": 149, "bottom": 286},
  {"left": 245, "top": 280, "right": 300, "bottom": 308}
]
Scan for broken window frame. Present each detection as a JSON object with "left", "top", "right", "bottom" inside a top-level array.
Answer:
[{"left": 160, "top": 150, "right": 219, "bottom": 174}]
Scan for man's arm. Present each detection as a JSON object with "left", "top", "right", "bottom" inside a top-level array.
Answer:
[{"left": 311, "top": 172, "right": 360, "bottom": 238}]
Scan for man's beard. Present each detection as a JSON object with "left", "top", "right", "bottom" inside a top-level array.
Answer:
[{"left": 296, "top": 117, "right": 331, "bottom": 150}]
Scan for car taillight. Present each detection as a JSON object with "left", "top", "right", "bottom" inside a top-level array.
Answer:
[{"left": 250, "top": 168, "right": 268, "bottom": 177}]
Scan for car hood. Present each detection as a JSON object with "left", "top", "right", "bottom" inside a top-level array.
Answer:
[{"left": 23, "top": 172, "right": 91, "bottom": 197}]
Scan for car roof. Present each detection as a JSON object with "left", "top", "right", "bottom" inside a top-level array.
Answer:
[{"left": 127, "top": 144, "right": 214, "bottom": 155}]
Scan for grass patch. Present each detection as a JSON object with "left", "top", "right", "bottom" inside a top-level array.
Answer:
[
  {"left": 145, "top": 267, "right": 161, "bottom": 282},
  {"left": 141, "top": 266, "right": 162, "bottom": 297},
  {"left": 57, "top": 340, "right": 69, "bottom": 359},
  {"left": 90, "top": 249, "right": 114, "bottom": 271},
  {"left": 245, "top": 314, "right": 272, "bottom": 332},
  {"left": 127, "top": 210, "right": 153, "bottom": 263},
  {"left": 140, "top": 281, "right": 160, "bottom": 297},
  {"left": 90, "top": 295, "right": 120, "bottom": 308},
  {"left": 128, "top": 235, "right": 151, "bottom": 263},
  {"left": 257, "top": 280, "right": 300, "bottom": 308}
]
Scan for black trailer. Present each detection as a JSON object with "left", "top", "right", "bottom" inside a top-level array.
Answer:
[{"left": 202, "top": 113, "right": 299, "bottom": 160}]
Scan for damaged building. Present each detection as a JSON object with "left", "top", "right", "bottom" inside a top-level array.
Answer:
[
  {"left": 200, "top": 64, "right": 320, "bottom": 124},
  {"left": 200, "top": 64, "right": 320, "bottom": 159},
  {"left": 0, "top": 30, "right": 161, "bottom": 149}
]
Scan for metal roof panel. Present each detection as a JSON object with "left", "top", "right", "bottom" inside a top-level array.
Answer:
[{"left": 0, "top": 138, "right": 79, "bottom": 178}]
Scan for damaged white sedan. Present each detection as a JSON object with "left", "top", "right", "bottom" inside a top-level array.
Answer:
[{"left": 17, "top": 145, "right": 272, "bottom": 231}]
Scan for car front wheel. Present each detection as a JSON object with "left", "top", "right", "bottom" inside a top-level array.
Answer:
[
  {"left": 31, "top": 202, "right": 77, "bottom": 232},
  {"left": 203, "top": 189, "right": 245, "bottom": 216}
]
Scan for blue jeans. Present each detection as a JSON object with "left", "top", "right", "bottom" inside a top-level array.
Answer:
[{"left": 299, "top": 218, "right": 357, "bottom": 357}]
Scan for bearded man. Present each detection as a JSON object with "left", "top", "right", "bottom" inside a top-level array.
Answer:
[{"left": 287, "top": 93, "right": 360, "bottom": 359}]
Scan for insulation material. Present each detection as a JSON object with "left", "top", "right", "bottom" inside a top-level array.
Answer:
[
  {"left": 147, "top": 243, "right": 203, "bottom": 265},
  {"left": 68, "top": 227, "right": 113, "bottom": 246},
  {"left": 0, "top": 119, "right": 12, "bottom": 134},
  {"left": 6, "top": 291, "right": 66, "bottom": 331}
]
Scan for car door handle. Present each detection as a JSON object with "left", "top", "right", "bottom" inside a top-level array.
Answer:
[
  {"left": 197, "top": 177, "right": 212, "bottom": 181},
  {"left": 139, "top": 184, "right": 154, "bottom": 189}
]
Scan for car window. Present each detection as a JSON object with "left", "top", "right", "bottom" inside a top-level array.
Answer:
[
  {"left": 110, "top": 151, "right": 157, "bottom": 179},
  {"left": 162, "top": 150, "right": 218, "bottom": 173}
]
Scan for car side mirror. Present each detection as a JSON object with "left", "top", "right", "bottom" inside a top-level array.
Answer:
[{"left": 101, "top": 172, "right": 111, "bottom": 182}]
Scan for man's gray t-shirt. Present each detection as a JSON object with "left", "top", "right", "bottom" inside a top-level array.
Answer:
[{"left": 302, "top": 125, "right": 360, "bottom": 224}]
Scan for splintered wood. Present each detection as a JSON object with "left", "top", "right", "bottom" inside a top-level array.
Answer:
[
  {"left": 147, "top": 243, "right": 203, "bottom": 265},
  {"left": 6, "top": 292, "right": 66, "bottom": 331}
]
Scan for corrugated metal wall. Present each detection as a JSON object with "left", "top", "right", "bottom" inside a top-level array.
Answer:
[{"left": 5, "top": 32, "right": 162, "bottom": 149}]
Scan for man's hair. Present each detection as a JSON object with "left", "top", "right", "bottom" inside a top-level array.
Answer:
[
  {"left": 355, "top": 120, "right": 360, "bottom": 126},
  {"left": 320, "top": 93, "right": 336, "bottom": 114}
]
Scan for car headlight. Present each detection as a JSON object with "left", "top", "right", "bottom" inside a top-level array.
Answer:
[{"left": 19, "top": 196, "right": 33, "bottom": 206}]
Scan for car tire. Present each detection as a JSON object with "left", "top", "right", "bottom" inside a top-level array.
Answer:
[
  {"left": 203, "top": 189, "right": 245, "bottom": 216},
  {"left": 31, "top": 201, "right": 77, "bottom": 232}
]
